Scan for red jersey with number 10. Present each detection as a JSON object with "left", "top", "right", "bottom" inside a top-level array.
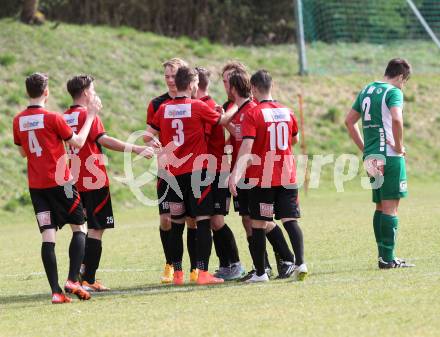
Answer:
[
  {"left": 241, "top": 100, "right": 298, "bottom": 187},
  {"left": 151, "top": 97, "right": 221, "bottom": 176},
  {"left": 13, "top": 106, "right": 73, "bottom": 189},
  {"left": 64, "top": 105, "right": 109, "bottom": 192}
]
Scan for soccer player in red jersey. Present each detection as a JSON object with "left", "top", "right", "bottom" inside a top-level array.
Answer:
[
  {"left": 146, "top": 58, "right": 199, "bottom": 283},
  {"left": 194, "top": 67, "right": 245, "bottom": 280},
  {"left": 12, "top": 73, "right": 101, "bottom": 303},
  {"left": 64, "top": 75, "right": 154, "bottom": 292},
  {"left": 229, "top": 70, "right": 307, "bottom": 282},
  {"left": 226, "top": 69, "right": 296, "bottom": 280},
  {"left": 145, "top": 66, "right": 237, "bottom": 285}
]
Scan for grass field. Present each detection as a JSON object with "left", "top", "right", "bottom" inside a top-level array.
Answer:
[{"left": 1, "top": 181, "right": 439, "bottom": 337}]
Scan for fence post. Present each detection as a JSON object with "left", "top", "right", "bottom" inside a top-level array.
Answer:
[{"left": 294, "top": 0, "right": 308, "bottom": 75}]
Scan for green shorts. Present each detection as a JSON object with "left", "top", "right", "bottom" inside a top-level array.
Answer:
[{"left": 371, "top": 156, "right": 407, "bottom": 203}]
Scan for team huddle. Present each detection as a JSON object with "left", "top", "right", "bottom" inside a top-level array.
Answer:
[{"left": 12, "top": 57, "right": 412, "bottom": 304}]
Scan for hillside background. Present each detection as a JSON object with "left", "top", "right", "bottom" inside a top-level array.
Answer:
[{"left": 0, "top": 18, "right": 439, "bottom": 211}]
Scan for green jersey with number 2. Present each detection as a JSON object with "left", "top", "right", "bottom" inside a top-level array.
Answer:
[{"left": 352, "top": 81, "right": 404, "bottom": 158}]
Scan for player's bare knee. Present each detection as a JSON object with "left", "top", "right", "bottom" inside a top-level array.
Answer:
[
  {"left": 41, "top": 228, "right": 56, "bottom": 243},
  {"left": 210, "top": 215, "right": 224, "bottom": 231},
  {"left": 159, "top": 214, "right": 171, "bottom": 230},
  {"left": 186, "top": 217, "right": 197, "bottom": 228},
  {"left": 88, "top": 228, "right": 104, "bottom": 240},
  {"left": 70, "top": 224, "right": 87, "bottom": 234}
]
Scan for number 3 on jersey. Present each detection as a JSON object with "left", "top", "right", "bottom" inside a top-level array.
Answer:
[
  {"left": 172, "top": 119, "right": 184, "bottom": 146},
  {"left": 28, "top": 130, "right": 42, "bottom": 157}
]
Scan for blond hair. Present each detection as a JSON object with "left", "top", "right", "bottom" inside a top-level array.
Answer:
[{"left": 162, "top": 58, "right": 188, "bottom": 70}]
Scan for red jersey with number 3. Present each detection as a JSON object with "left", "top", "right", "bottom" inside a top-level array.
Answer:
[
  {"left": 13, "top": 106, "right": 73, "bottom": 189},
  {"left": 201, "top": 96, "right": 225, "bottom": 172},
  {"left": 151, "top": 97, "right": 221, "bottom": 176},
  {"left": 241, "top": 100, "right": 298, "bottom": 187},
  {"left": 64, "top": 105, "right": 109, "bottom": 192}
]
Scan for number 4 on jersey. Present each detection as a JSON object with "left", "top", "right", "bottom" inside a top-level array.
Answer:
[{"left": 28, "top": 130, "right": 42, "bottom": 157}]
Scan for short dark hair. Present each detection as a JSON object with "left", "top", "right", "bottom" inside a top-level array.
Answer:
[
  {"left": 195, "top": 67, "right": 211, "bottom": 91},
  {"left": 25, "top": 73, "right": 48, "bottom": 98},
  {"left": 384, "top": 58, "right": 411, "bottom": 80},
  {"left": 175, "top": 66, "right": 198, "bottom": 92},
  {"left": 67, "top": 75, "right": 95, "bottom": 99},
  {"left": 229, "top": 70, "right": 251, "bottom": 98},
  {"left": 222, "top": 61, "right": 247, "bottom": 75},
  {"left": 250, "top": 70, "right": 272, "bottom": 93}
]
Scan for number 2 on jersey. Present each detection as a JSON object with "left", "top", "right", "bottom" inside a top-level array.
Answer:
[
  {"left": 28, "top": 130, "right": 42, "bottom": 157},
  {"left": 362, "top": 97, "right": 371, "bottom": 121},
  {"left": 172, "top": 119, "right": 184, "bottom": 146},
  {"left": 268, "top": 122, "right": 288, "bottom": 150}
]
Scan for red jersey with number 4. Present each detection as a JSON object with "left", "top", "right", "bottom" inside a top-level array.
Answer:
[
  {"left": 64, "top": 105, "right": 109, "bottom": 192},
  {"left": 201, "top": 96, "right": 226, "bottom": 172},
  {"left": 229, "top": 99, "right": 257, "bottom": 169},
  {"left": 13, "top": 106, "right": 73, "bottom": 189},
  {"left": 241, "top": 100, "right": 298, "bottom": 187},
  {"left": 151, "top": 97, "right": 221, "bottom": 176}
]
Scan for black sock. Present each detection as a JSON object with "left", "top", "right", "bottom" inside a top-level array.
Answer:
[
  {"left": 187, "top": 227, "right": 197, "bottom": 271},
  {"left": 218, "top": 224, "right": 240, "bottom": 264},
  {"left": 170, "top": 222, "right": 185, "bottom": 271},
  {"left": 196, "top": 219, "right": 212, "bottom": 271},
  {"left": 283, "top": 220, "right": 304, "bottom": 266},
  {"left": 82, "top": 237, "right": 102, "bottom": 284},
  {"left": 213, "top": 229, "right": 229, "bottom": 268},
  {"left": 68, "top": 231, "right": 86, "bottom": 282},
  {"left": 266, "top": 225, "right": 294, "bottom": 263},
  {"left": 160, "top": 228, "right": 172, "bottom": 265},
  {"left": 264, "top": 250, "right": 271, "bottom": 269},
  {"left": 252, "top": 228, "right": 266, "bottom": 276},
  {"left": 41, "top": 242, "right": 62, "bottom": 293},
  {"left": 247, "top": 235, "right": 256, "bottom": 266}
]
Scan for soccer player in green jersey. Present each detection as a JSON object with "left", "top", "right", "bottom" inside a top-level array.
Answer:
[{"left": 345, "top": 58, "right": 415, "bottom": 269}]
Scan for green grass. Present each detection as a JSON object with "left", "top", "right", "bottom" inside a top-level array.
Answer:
[
  {"left": 0, "top": 19, "right": 439, "bottom": 210},
  {"left": 1, "top": 182, "right": 439, "bottom": 336}
]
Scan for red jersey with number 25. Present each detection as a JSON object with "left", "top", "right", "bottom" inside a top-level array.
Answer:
[
  {"left": 13, "top": 106, "right": 73, "bottom": 189},
  {"left": 241, "top": 100, "right": 298, "bottom": 187},
  {"left": 64, "top": 105, "right": 109, "bottom": 192},
  {"left": 151, "top": 97, "right": 221, "bottom": 176}
]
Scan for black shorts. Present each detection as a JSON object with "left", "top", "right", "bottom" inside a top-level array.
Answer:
[
  {"left": 80, "top": 186, "right": 114, "bottom": 230},
  {"left": 212, "top": 172, "right": 231, "bottom": 216},
  {"left": 157, "top": 176, "right": 170, "bottom": 214},
  {"left": 167, "top": 170, "right": 214, "bottom": 219},
  {"left": 233, "top": 179, "right": 250, "bottom": 216},
  {"left": 30, "top": 184, "right": 85, "bottom": 233},
  {"left": 248, "top": 185, "right": 301, "bottom": 221}
]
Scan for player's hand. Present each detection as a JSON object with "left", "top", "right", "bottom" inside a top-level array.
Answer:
[
  {"left": 215, "top": 105, "right": 225, "bottom": 114},
  {"left": 228, "top": 173, "right": 238, "bottom": 197},
  {"left": 147, "top": 137, "right": 162, "bottom": 149},
  {"left": 133, "top": 145, "right": 155, "bottom": 159},
  {"left": 386, "top": 140, "right": 406, "bottom": 156},
  {"left": 87, "top": 95, "right": 102, "bottom": 116}
]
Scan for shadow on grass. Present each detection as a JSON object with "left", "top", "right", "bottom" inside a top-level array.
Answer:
[{"left": 0, "top": 278, "right": 297, "bottom": 306}]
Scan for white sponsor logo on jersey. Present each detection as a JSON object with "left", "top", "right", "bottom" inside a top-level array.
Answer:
[
  {"left": 262, "top": 108, "right": 291, "bottom": 123},
  {"left": 64, "top": 111, "right": 80, "bottom": 126},
  {"left": 19, "top": 114, "right": 45, "bottom": 131},
  {"left": 164, "top": 104, "right": 192, "bottom": 118}
]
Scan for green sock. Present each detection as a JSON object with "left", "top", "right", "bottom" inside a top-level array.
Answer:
[
  {"left": 380, "top": 214, "right": 399, "bottom": 262},
  {"left": 373, "top": 210, "right": 383, "bottom": 258}
]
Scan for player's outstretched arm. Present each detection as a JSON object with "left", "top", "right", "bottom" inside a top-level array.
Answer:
[
  {"left": 229, "top": 138, "right": 254, "bottom": 197},
  {"left": 345, "top": 109, "right": 364, "bottom": 152},
  {"left": 98, "top": 135, "right": 155, "bottom": 159},
  {"left": 387, "top": 106, "right": 405, "bottom": 155},
  {"left": 218, "top": 104, "right": 238, "bottom": 126},
  {"left": 68, "top": 96, "right": 102, "bottom": 149}
]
